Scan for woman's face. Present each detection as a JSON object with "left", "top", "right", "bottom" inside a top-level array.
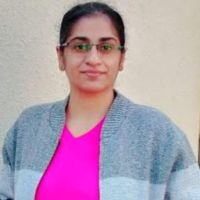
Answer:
[{"left": 57, "top": 13, "right": 125, "bottom": 94}]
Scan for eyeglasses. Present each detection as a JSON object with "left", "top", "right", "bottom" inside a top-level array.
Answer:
[{"left": 58, "top": 40, "right": 125, "bottom": 56}]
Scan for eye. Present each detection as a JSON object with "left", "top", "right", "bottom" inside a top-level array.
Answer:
[
  {"left": 99, "top": 43, "right": 114, "bottom": 53},
  {"left": 73, "top": 43, "right": 91, "bottom": 52}
]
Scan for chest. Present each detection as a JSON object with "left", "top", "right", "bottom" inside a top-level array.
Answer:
[{"left": 14, "top": 120, "right": 168, "bottom": 200}]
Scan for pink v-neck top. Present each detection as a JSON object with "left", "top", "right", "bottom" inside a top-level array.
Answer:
[{"left": 35, "top": 118, "right": 105, "bottom": 200}]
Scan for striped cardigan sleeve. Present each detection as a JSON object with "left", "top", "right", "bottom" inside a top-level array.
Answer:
[
  {"left": 0, "top": 120, "right": 17, "bottom": 200},
  {"left": 164, "top": 125, "right": 200, "bottom": 199}
]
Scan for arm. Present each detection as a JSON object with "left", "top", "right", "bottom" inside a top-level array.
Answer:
[
  {"left": 0, "top": 122, "right": 17, "bottom": 200},
  {"left": 165, "top": 130, "right": 200, "bottom": 199}
]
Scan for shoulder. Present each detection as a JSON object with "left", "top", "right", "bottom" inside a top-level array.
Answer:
[
  {"left": 4, "top": 99, "right": 66, "bottom": 149},
  {"left": 120, "top": 93, "right": 180, "bottom": 134},
  {"left": 5, "top": 99, "right": 66, "bottom": 141},
  {"left": 118, "top": 92, "right": 194, "bottom": 153},
  {"left": 118, "top": 92, "right": 196, "bottom": 168},
  {"left": 117, "top": 92, "right": 175, "bottom": 130},
  {"left": 17, "top": 99, "right": 65, "bottom": 123}
]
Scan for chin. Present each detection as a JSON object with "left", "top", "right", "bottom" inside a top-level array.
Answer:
[{"left": 78, "top": 84, "right": 111, "bottom": 94}]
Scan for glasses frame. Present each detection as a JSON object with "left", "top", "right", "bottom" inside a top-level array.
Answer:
[{"left": 58, "top": 41, "right": 125, "bottom": 53}]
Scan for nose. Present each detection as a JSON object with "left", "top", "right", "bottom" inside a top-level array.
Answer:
[{"left": 84, "top": 45, "right": 102, "bottom": 67}]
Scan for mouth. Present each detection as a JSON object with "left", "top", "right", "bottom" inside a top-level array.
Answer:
[{"left": 80, "top": 70, "right": 106, "bottom": 78}]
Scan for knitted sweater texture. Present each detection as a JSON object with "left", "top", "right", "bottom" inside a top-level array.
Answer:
[{"left": 0, "top": 92, "right": 200, "bottom": 200}]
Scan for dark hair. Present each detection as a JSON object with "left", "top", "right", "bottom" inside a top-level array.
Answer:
[{"left": 59, "top": 2, "right": 125, "bottom": 49}]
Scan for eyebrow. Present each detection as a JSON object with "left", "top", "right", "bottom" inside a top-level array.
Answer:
[
  {"left": 68, "top": 36, "right": 118, "bottom": 43},
  {"left": 100, "top": 37, "right": 118, "bottom": 42}
]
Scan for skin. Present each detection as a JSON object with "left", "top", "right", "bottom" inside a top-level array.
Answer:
[{"left": 57, "top": 13, "right": 125, "bottom": 136}]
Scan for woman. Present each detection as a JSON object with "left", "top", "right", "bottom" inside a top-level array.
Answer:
[{"left": 0, "top": 2, "right": 200, "bottom": 200}]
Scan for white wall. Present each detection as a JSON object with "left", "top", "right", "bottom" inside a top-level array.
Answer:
[{"left": 0, "top": 0, "right": 199, "bottom": 168}]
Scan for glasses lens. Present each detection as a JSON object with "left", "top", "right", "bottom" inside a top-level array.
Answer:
[
  {"left": 71, "top": 42, "right": 91, "bottom": 53},
  {"left": 67, "top": 40, "right": 123, "bottom": 55},
  {"left": 98, "top": 43, "right": 114, "bottom": 54}
]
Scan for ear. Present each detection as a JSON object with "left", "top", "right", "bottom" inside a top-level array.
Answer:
[
  {"left": 119, "top": 51, "right": 126, "bottom": 71},
  {"left": 56, "top": 46, "right": 65, "bottom": 71}
]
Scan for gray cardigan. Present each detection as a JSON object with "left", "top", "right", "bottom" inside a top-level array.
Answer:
[{"left": 0, "top": 92, "right": 200, "bottom": 200}]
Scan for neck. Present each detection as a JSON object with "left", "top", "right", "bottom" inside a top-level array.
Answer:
[{"left": 66, "top": 89, "right": 115, "bottom": 121}]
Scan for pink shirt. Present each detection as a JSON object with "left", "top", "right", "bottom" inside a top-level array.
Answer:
[{"left": 35, "top": 118, "right": 105, "bottom": 200}]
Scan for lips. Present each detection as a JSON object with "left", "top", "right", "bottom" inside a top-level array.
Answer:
[{"left": 80, "top": 70, "right": 106, "bottom": 77}]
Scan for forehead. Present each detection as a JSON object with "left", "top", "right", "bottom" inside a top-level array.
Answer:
[{"left": 67, "top": 13, "right": 119, "bottom": 42}]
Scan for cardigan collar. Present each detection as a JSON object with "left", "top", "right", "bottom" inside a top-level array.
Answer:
[{"left": 48, "top": 90, "right": 132, "bottom": 142}]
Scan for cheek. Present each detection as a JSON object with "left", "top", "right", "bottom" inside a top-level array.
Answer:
[
  {"left": 105, "top": 59, "right": 121, "bottom": 72},
  {"left": 64, "top": 62, "right": 85, "bottom": 82},
  {"left": 64, "top": 55, "right": 83, "bottom": 67},
  {"left": 64, "top": 58, "right": 83, "bottom": 75}
]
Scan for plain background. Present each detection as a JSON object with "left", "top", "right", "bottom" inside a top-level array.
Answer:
[{"left": 0, "top": 0, "right": 200, "bottom": 167}]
